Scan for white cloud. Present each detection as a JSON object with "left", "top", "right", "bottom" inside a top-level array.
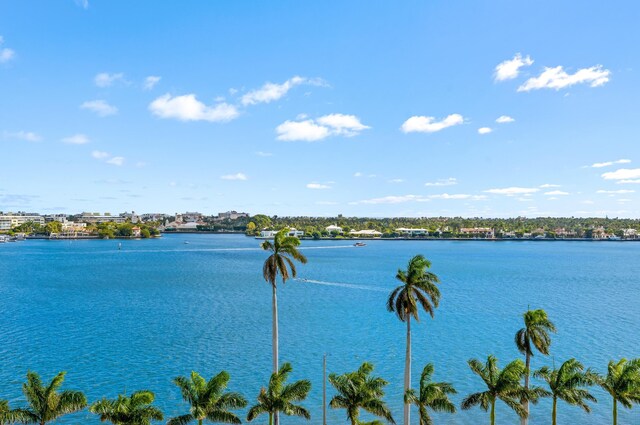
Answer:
[
  {"left": 315, "top": 201, "right": 338, "bottom": 205},
  {"left": 589, "top": 159, "right": 631, "bottom": 168},
  {"left": 306, "top": 183, "right": 331, "bottom": 189},
  {"left": 91, "top": 151, "right": 109, "bottom": 159},
  {"left": 485, "top": 187, "right": 540, "bottom": 196},
  {"left": 401, "top": 114, "right": 464, "bottom": 134},
  {"left": 496, "top": 115, "right": 515, "bottom": 123},
  {"left": 596, "top": 189, "right": 635, "bottom": 194},
  {"left": 430, "top": 193, "right": 487, "bottom": 200},
  {"left": 388, "top": 179, "right": 404, "bottom": 183},
  {"left": 544, "top": 190, "right": 569, "bottom": 196},
  {"left": 354, "top": 172, "right": 363, "bottom": 177},
  {"left": 3, "top": 131, "right": 42, "bottom": 142},
  {"left": 494, "top": 53, "right": 533, "bottom": 81},
  {"left": 149, "top": 94, "right": 239, "bottom": 122},
  {"left": 75, "top": 0, "right": 89, "bottom": 9},
  {"left": 241, "top": 76, "right": 324, "bottom": 105},
  {"left": 425, "top": 178, "right": 458, "bottom": 187},
  {"left": 478, "top": 127, "right": 493, "bottom": 135},
  {"left": 221, "top": 173, "right": 248, "bottom": 181},
  {"left": 357, "top": 194, "right": 430, "bottom": 204},
  {"left": 106, "top": 156, "right": 125, "bottom": 166},
  {"left": 518, "top": 65, "right": 611, "bottom": 92},
  {"left": 601, "top": 168, "right": 640, "bottom": 181},
  {"left": 95, "top": 72, "right": 124, "bottom": 87},
  {"left": 143, "top": 76, "right": 161, "bottom": 90},
  {"left": 254, "top": 151, "right": 273, "bottom": 157},
  {"left": 0, "top": 36, "right": 15, "bottom": 63},
  {"left": 61, "top": 134, "right": 89, "bottom": 145},
  {"left": 276, "top": 113, "right": 369, "bottom": 142},
  {"left": 618, "top": 179, "right": 640, "bottom": 184},
  {"left": 540, "top": 183, "right": 561, "bottom": 188},
  {"left": 81, "top": 100, "right": 118, "bottom": 116}
]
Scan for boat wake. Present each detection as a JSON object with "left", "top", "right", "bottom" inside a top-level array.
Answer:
[{"left": 294, "top": 278, "right": 386, "bottom": 293}]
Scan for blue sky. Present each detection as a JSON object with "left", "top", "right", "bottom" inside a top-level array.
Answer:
[{"left": 1, "top": 0, "right": 640, "bottom": 217}]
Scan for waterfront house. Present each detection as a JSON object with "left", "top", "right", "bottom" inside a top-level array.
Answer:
[
  {"left": 396, "top": 227, "right": 428, "bottom": 236},
  {"left": 0, "top": 213, "right": 45, "bottom": 231},
  {"left": 623, "top": 228, "right": 638, "bottom": 239},
  {"left": 325, "top": 224, "right": 343, "bottom": 233},
  {"left": 459, "top": 227, "right": 495, "bottom": 238},
  {"left": 259, "top": 228, "right": 304, "bottom": 238},
  {"left": 349, "top": 229, "right": 383, "bottom": 238}
]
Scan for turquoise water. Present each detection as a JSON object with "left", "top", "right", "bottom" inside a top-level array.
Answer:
[{"left": 0, "top": 234, "right": 639, "bottom": 424}]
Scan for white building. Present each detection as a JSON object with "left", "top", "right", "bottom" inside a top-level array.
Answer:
[
  {"left": 79, "top": 212, "right": 127, "bottom": 224},
  {"left": 623, "top": 228, "right": 638, "bottom": 239},
  {"left": 396, "top": 227, "right": 428, "bottom": 236},
  {"left": 349, "top": 229, "right": 382, "bottom": 237},
  {"left": 259, "top": 228, "right": 304, "bottom": 239},
  {"left": 325, "top": 224, "right": 343, "bottom": 233},
  {"left": 0, "top": 213, "right": 45, "bottom": 231},
  {"left": 217, "top": 211, "right": 249, "bottom": 220}
]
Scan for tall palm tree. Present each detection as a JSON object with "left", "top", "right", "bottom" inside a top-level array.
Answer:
[
  {"left": 89, "top": 390, "right": 163, "bottom": 425},
  {"left": 168, "top": 371, "right": 247, "bottom": 425},
  {"left": 387, "top": 254, "right": 441, "bottom": 425},
  {"left": 328, "top": 362, "right": 395, "bottom": 425},
  {"left": 515, "top": 309, "right": 556, "bottom": 425},
  {"left": 533, "top": 358, "right": 598, "bottom": 425},
  {"left": 261, "top": 228, "right": 307, "bottom": 373},
  {"left": 247, "top": 363, "right": 311, "bottom": 425},
  {"left": 404, "top": 364, "right": 456, "bottom": 425},
  {"left": 0, "top": 400, "right": 27, "bottom": 425},
  {"left": 596, "top": 358, "right": 640, "bottom": 425},
  {"left": 20, "top": 371, "right": 87, "bottom": 425},
  {"left": 462, "top": 355, "right": 546, "bottom": 425}
]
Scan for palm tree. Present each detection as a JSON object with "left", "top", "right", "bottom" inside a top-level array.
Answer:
[
  {"left": 387, "top": 254, "right": 441, "bottom": 425},
  {"left": 0, "top": 400, "right": 27, "bottom": 425},
  {"left": 20, "top": 371, "right": 87, "bottom": 425},
  {"left": 89, "top": 390, "right": 163, "bottom": 425},
  {"left": 328, "top": 362, "right": 395, "bottom": 425},
  {"left": 404, "top": 364, "right": 456, "bottom": 425},
  {"left": 168, "top": 371, "right": 247, "bottom": 425},
  {"left": 261, "top": 228, "right": 307, "bottom": 373},
  {"left": 247, "top": 363, "right": 311, "bottom": 425},
  {"left": 533, "top": 358, "right": 597, "bottom": 425},
  {"left": 596, "top": 358, "right": 640, "bottom": 425},
  {"left": 462, "top": 355, "right": 545, "bottom": 425},
  {"left": 515, "top": 309, "right": 556, "bottom": 425}
]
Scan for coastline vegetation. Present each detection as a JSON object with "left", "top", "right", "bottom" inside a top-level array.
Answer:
[{"left": 1, "top": 235, "right": 639, "bottom": 424}]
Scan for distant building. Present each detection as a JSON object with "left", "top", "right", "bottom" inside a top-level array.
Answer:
[
  {"left": 396, "top": 227, "right": 428, "bottom": 236},
  {"left": 79, "top": 212, "right": 127, "bottom": 224},
  {"left": 459, "top": 227, "right": 495, "bottom": 238},
  {"left": 0, "top": 213, "right": 45, "bottom": 231},
  {"left": 349, "top": 229, "right": 382, "bottom": 237},
  {"left": 120, "top": 211, "right": 140, "bottom": 223},
  {"left": 325, "top": 224, "right": 343, "bottom": 233},
  {"left": 217, "top": 211, "right": 249, "bottom": 220},
  {"left": 259, "top": 228, "right": 304, "bottom": 238},
  {"left": 623, "top": 228, "right": 638, "bottom": 239}
]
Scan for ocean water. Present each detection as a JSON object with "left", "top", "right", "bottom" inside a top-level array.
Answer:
[{"left": 0, "top": 234, "right": 638, "bottom": 424}]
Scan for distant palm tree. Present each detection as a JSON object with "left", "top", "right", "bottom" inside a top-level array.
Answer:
[
  {"left": 462, "top": 355, "right": 545, "bottom": 425},
  {"left": 387, "top": 254, "right": 441, "bottom": 425},
  {"left": 534, "top": 358, "right": 597, "bottom": 425},
  {"left": 404, "top": 364, "right": 456, "bottom": 425},
  {"left": 247, "top": 363, "right": 311, "bottom": 425},
  {"left": 596, "top": 358, "right": 640, "bottom": 425},
  {"left": 328, "top": 362, "right": 395, "bottom": 425},
  {"left": 89, "top": 390, "right": 163, "bottom": 425},
  {"left": 515, "top": 309, "right": 556, "bottom": 425},
  {"left": 20, "top": 371, "right": 87, "bottom": 425},
  {"left": 168, "top": 371, "right": 247, "bottom": 425},
  {"left": 0, "top": 399, "right": 27, "bottom": 425},
  {"left": 261, "top": 228, "right": 307, "bottom": 373}
]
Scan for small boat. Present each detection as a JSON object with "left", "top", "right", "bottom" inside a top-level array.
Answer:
[{"left": 354, "top": 242, "right": 367, "bottom": 247}]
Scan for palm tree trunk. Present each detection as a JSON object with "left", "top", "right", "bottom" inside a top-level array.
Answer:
[
  {"left": 404, "top": 315, "right": 411, "bottom": 425},
  {"left": 613, "top": 397, "right": 617, "bottom": 425},
  {"left": 269, "top": 412, "right": 273, "bottom": 425},
  {"left": 272, "top": 285, "right": 279, "bottom": 425},
  {"left": 491, "top": 398, "right": 496, "bottom": 425},
  {"left": 521, "top": 352, "right": 530, "bottom": 425},
  {"left": 552, "top": 396, "right": 557, "bottom": 425}
]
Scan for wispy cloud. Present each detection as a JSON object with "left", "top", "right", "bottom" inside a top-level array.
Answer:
[
  {"left": 61, "top": 134, "right": 89, "bottom": 145},
  {"left": 388, "top": 179, "right": 405, "bottom": 183},
  {"left": 221, "top": 173, "right": 248, "bottom": 181},
  {"left": 241, "top": 76, "right": 324, "bottom": 106},
  {"left": 588, "top": 159, "right": 631, "bottom": 168},
  {"left": 254, "top": 151, "right": 273, "bottom": 157},
  {"left": 425, "top": 178, "right": 457, "bottom": 187},
  {"left": 484, "top": 187, "right": 540, "bottom": 196},
  {"left": 306, "top": 183, "right": 332, "bottom": 190},
  {"left": 149, "top": 94, "right": 239, "bottom": 122},
  {"left": 91, "top": 150, "right": 110, "bottom": 159},
  {"left": 601, "top": 168, "right": 640, "bottom": 182},
  {"left": 478, "top": 127, "right": 492, "bottom": 135},
  {"left": 401, "top": 114, "right": 464, "bottom": 133},
  {"left": 518, "top": 65, "right": 611, "bottom": 92},
  {"left": 596, "top": 189, "right": 635, "bottom": 194},
  {"left": 143, "top": 76, "right": 161, "bottom": 90},
  {"left": 95, "top": 72, "right": 125, "bottom": 87},
  {"left": 540, "top": 183, "right": 561, "bottom": 188},
  {"left": 81, "top": 100, "right": 118, "bottom": 116},
  {"left": 496, "top": 115, "right": 515, "bottom": 123},
  {"left": 276, "top": 113, "right": 369, "bottom": 142},
  {"left": 75, "top": 0, "right": 89, "bottom": 9},
  {"left": 495, "top": 53, "right": 533, "bottom": 81},
  {"left": 106, "top": 156, "right": 125, "bottom": 166},
  {"left": 3, "top": 130, "right": 42, "bottom": 142},
  {"left": 0, "top": 36, "right": 15, "bottom": 63},
  {"left": 430, "top": 193, "right": 487, "bottom": 200},
  {"left": 355, "top": 194, "right": 430, "bottom": 205},
  {"left": 544, "top": 190, "right": 569, "bottom": 196}
]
